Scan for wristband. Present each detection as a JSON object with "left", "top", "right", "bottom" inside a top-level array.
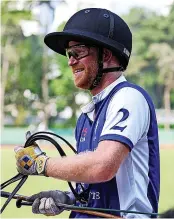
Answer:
[{"left": 36, "top": 156, "right": 49, "bottom": 175}]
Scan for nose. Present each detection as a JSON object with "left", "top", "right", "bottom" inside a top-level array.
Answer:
[{"left": 68, "top": 56, "right": 78, "bottom": 66}]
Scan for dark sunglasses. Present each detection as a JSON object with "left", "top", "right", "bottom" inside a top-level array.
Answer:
[{"left": 66, "top": 44, "right": 94, "bottom": 60}]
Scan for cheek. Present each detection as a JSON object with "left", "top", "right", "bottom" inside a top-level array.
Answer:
[{"left": 86, "top": 59, "right": 98, "bottom": 76}]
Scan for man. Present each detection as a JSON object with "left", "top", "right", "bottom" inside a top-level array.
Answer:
[{"left": 14, "top": 8, "right": 160, "bottom": 218}]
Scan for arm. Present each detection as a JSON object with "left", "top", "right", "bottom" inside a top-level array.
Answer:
[
  {"left": 46, "top": 140, "right": 129, "bottom": 183},
  {"left": 14, "top": 140, "right": 129, "bottom": 183}
]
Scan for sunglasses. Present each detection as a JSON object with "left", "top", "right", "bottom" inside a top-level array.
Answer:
[{"left": 66, "top": 44, "right": 94, "bottom": 60}]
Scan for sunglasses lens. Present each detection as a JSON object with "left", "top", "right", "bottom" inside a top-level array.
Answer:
[
  {"left": 66, "top": 45, "right": 90, "bottom": 60},
  {"left": 66, "top": 50, "right": 79, "bottom": 59}
]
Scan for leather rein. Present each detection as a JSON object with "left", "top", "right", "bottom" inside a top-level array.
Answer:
[
  {"left": 0, "top": 131, "right": 88, "bottom": 214},
  {"left": 0, "top": 131, "right": 160, "bottom": 218}
]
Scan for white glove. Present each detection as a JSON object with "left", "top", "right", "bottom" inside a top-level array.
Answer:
[{"left": 27, "top": 190, "right": 75, "bottom": 216}]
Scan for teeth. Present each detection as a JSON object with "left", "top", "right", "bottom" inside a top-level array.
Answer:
[{"left": 75, "top": 69, "right": 84, "bottom": 73}]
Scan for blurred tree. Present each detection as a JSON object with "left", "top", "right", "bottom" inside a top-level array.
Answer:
[
  {"left": 25, "top": 0, "right": 67, "bottom": 130},
  {"left": 124, "top": 6, "right": 174, "bottom": 112},
  {"left": 2, "top": 1, "right": 63, "bottom": 128},
  {"left": 148, "top": 43, "right": 174, "bottom": 129},
  {"left": 5, "top": 34, "right": 46, "bottom": 126},
  {"left": 122, "top": 8, "right": 162, "bottom": 106},
  {"left": 2, "top": 3, "right": 174, "bottom": 129},
  {"left": 1, "top": 1, "right": 32, "bottom": 127}
]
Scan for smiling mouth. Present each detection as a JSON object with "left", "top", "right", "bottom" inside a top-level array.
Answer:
[{"left": 74, "top": 68, "right": 84, "bottom": 74}]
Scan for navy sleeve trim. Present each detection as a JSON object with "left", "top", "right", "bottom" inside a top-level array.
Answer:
[{"left": 99, "top": 134, "right": 134, "bottom": 150}]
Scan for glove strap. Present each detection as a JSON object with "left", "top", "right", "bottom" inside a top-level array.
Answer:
[{"left": 35, "top": 155, "right": 49, "bottom": 175}]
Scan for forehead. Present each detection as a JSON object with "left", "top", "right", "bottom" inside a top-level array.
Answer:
[{"left": 68, "top": 41, "right": 84, "bottom": 47}]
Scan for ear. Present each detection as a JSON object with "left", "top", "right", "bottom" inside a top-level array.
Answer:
[{"left": 103, "top": 48, "right": 112, "bottom": 62}]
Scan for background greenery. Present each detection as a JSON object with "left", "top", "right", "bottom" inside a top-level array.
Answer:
[
  {"left": 1, "top": 1, "right": 174, "bottom": 130},
  {"left": 1, "top": 1, "right": 174, "bottom": 218},
  {"left": 1, "top": 147, "right": 174, "bottom": 218}
]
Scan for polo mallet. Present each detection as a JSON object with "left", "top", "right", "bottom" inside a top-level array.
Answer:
[{"left": 1, "top": 191, "right": 119, "bottom": 218}]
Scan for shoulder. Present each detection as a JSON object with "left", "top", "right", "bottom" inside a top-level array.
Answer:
[{"left": 109, "top": 86, "right": 150, "bottom": 112}]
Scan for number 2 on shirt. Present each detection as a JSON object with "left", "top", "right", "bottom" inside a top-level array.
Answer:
[{"left": 110, "top": 108, "right": 129, "bottom": 132}]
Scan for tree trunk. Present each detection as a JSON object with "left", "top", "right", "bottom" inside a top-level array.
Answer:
[
  {"left": 1, "top": 37, "right": 13, "bottom": 128},
  {"left": 1, "top": 49, "right": 10, "bottom": 128},
  {"left": 41, "top": 48, "right": 49, "bottom": 130}
]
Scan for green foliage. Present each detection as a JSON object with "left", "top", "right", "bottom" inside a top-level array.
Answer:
[
  {"left": 2, "top": 3, "right": 40, "bottom": 116},
  {"left": 18, "top": 35, "right": 44, "bottom": 95},
  {"left": 1, "top": 1, "right": 32, "bottom": 44},
  {"left": 2, "top": 3, "right": 174, "bottom": 128},
  {"left": 125, "top": 6, "right": 174, "bottom": 109}
]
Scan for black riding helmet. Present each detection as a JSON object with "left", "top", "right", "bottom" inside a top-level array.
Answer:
[{"left": 44, "top": 8, "right": 132, "bottom": 89}]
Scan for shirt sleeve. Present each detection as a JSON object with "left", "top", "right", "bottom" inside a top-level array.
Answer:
[{"left": 99, "top": 87, "right": 150, "bottom": 150}]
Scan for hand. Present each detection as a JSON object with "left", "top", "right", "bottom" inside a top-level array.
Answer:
[
  {"left": 27, "top": 190, "right": 75, "bottom": 216},
  {"left": 14, "top": 145, "right": 49, "bottom": 175}
]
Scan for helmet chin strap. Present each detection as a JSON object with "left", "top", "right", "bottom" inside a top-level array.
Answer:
[{"left": 89, "top": 48, "right": 124, "bottom": 90}]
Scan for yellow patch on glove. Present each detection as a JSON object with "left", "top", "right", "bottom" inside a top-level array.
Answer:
[
  {"left": 15, "top": 145, "right": 49, "bottom": 175},
  {"left": 15, "top": 145, "right": 42, "bottom": 159}
]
